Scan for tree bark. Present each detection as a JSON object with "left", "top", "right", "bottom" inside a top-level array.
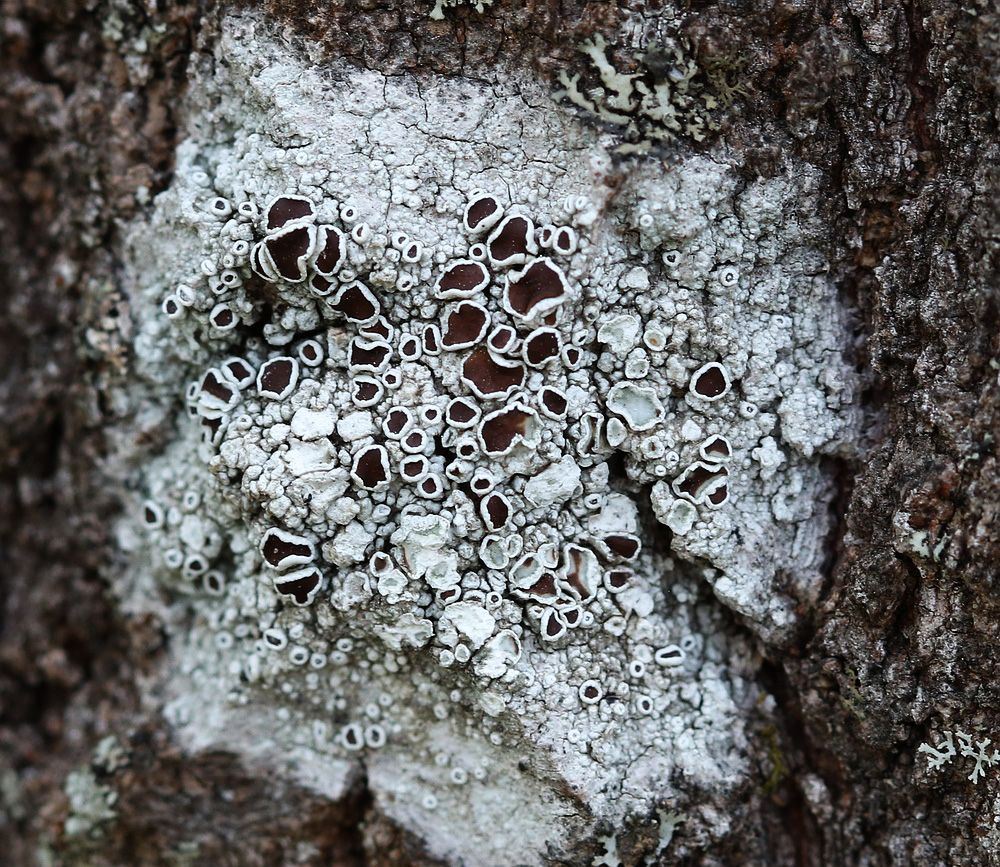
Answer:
[{"left": 1, "top": 1, "right": 999, "bottom": 864}]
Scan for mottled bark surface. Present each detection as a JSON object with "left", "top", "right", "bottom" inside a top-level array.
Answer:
[{"left": 1, "top": 0, "right": 998, "bottom": 864}]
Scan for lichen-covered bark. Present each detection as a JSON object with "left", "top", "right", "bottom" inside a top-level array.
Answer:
[
  {"left": 795, "top": 2, "right": 1000, "bottom": 862},
  {"left": 1, "top": 0, "right": 998, "bottom": 865}
]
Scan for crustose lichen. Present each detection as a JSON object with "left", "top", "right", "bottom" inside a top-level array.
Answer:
[{"left": 115, "top": 13, "right": 858, "bottom": 860}]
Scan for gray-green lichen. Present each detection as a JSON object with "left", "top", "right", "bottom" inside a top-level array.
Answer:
[
  {"left": 556, "top": 32, "right": 738, "bottom": 153},
  {"left": 63, "top": 770, "right": 117, "bottom": 840},
  {"left": 109, "top": 10, "right": 858, "bottom": 864},
  {"left": 918, "top": 729, "right": 1000, "bottom": 784}
]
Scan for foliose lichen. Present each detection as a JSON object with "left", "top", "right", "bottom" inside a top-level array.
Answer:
[
  {"left": 428, "top": 0, "right": 494, "bottom": 20},
  {"left": 113, "top": 11, "right": 857, "bottom": 863},
  {"left": 555, "top": 32, "right": 741, "bottom": 153},
  {"left": 919, "top": 729, "right": 1000, "bottom": 784}
]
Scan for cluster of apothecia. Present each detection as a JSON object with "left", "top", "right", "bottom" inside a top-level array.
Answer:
[{"left": 143, "top": 184, "right": 738, "bottom": 681}]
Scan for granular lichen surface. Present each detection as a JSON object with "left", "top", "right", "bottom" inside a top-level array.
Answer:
[{"left": 114, "top": 12, "right": 858, "bottom": 865}]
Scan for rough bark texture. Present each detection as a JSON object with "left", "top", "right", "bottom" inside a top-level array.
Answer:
[{"left": 1, "top": 0, "right": 998, "bottom": 864}]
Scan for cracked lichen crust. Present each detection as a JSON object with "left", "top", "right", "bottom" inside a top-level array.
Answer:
[{"left": 117, "top": 12, "right": 856, "bottom": 865}]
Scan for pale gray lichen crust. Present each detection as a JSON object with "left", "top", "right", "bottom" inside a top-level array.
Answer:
[{"left": 114, "top": 12, "right": 857, "bottom": 865}]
